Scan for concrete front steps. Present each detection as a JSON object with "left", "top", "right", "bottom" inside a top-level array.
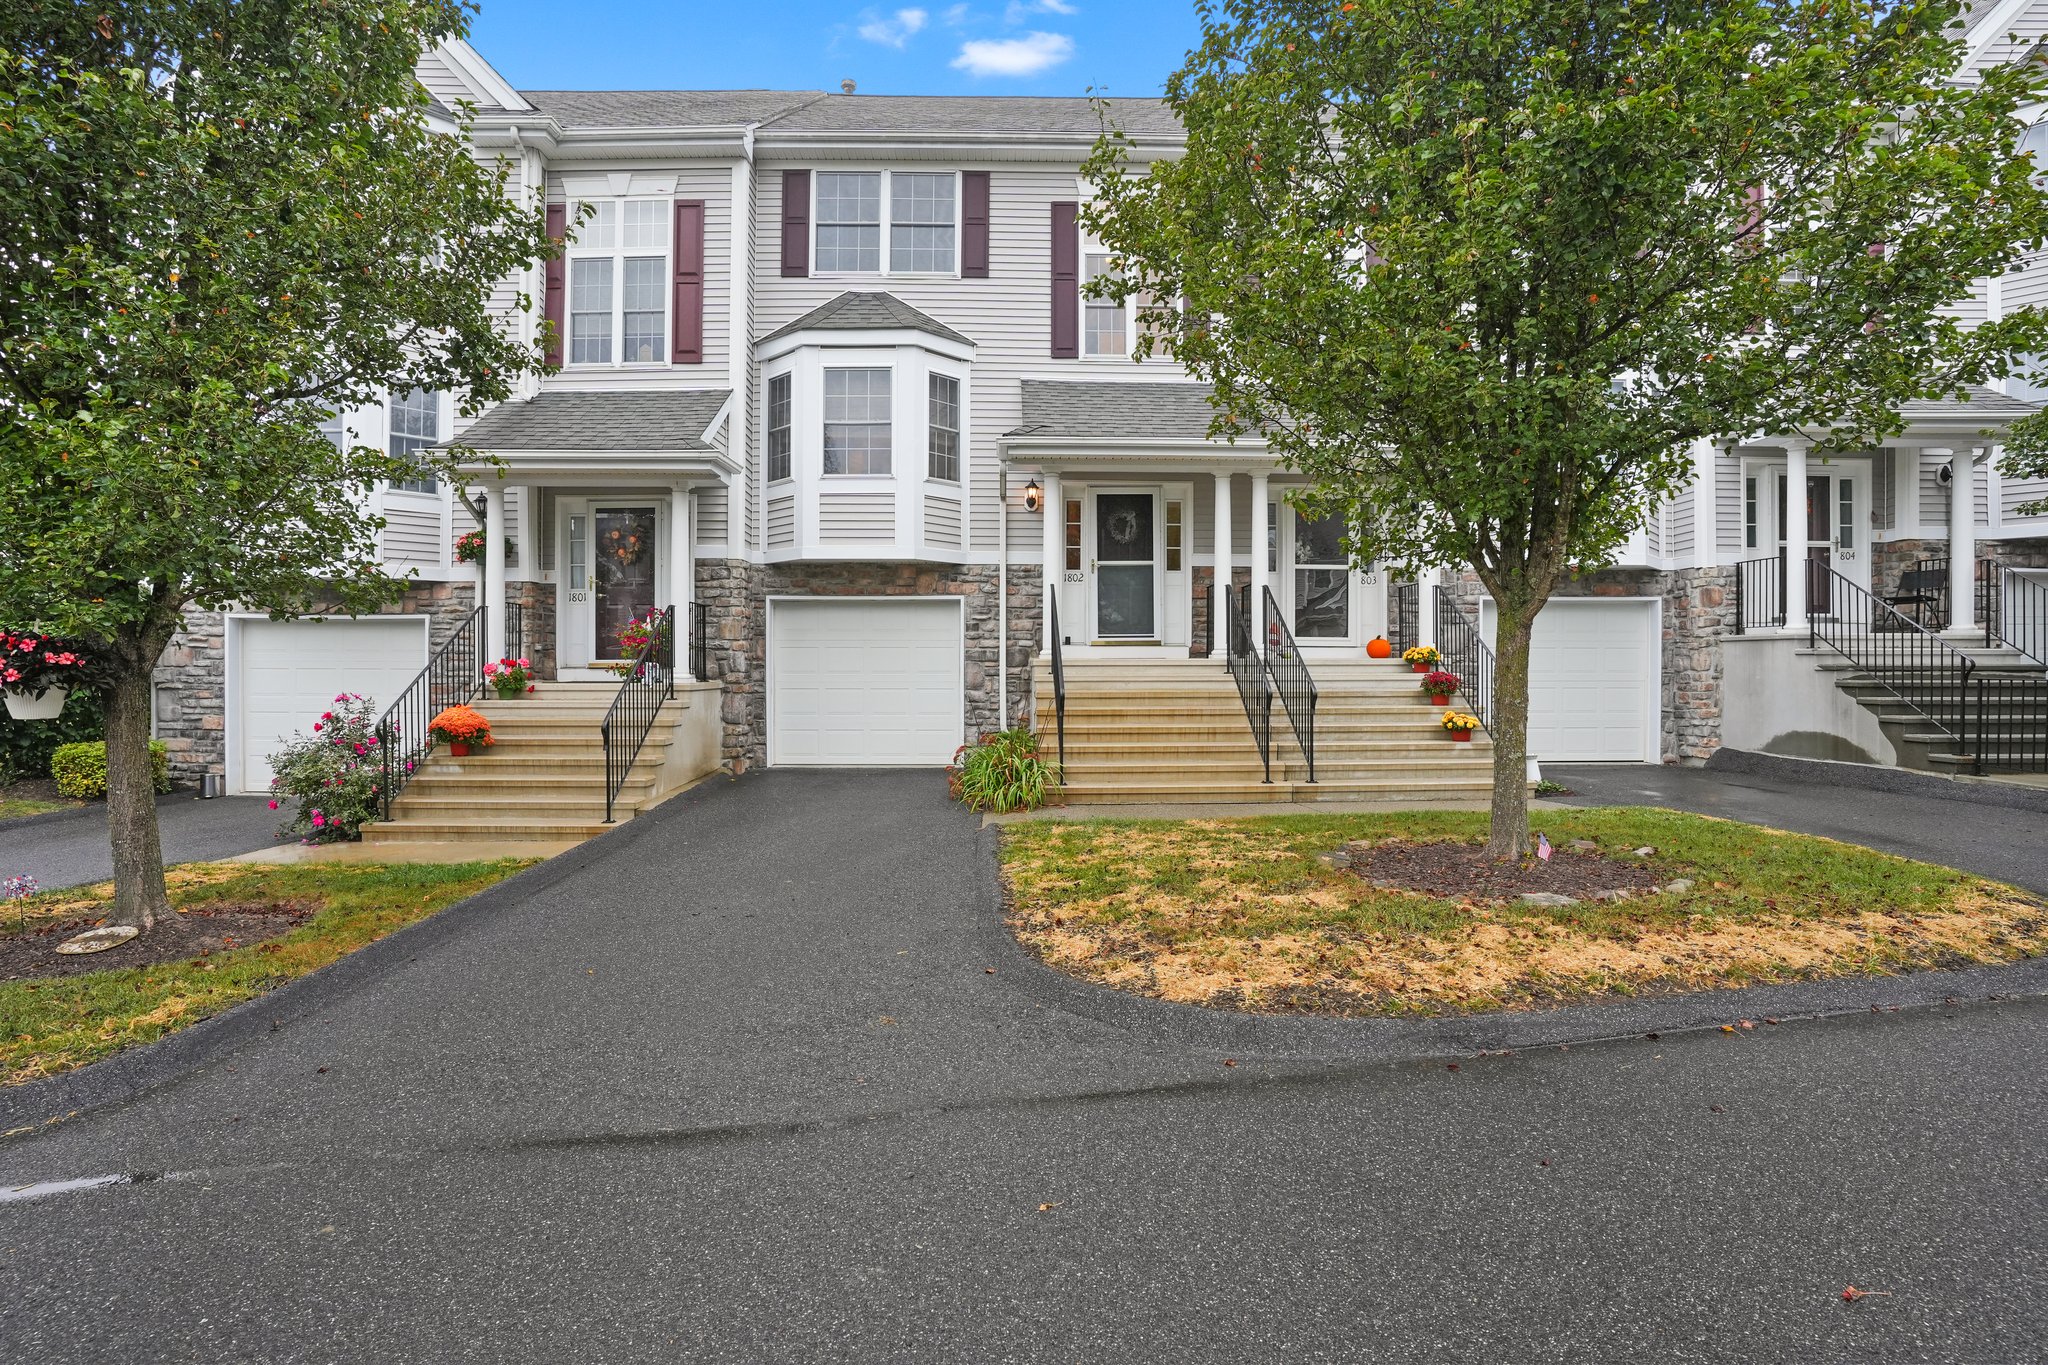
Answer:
[
  {"left": 1036, "top": 656, "right": 1502, "bottom": 805},
  {"left": 1805, "top": 642, "right": 2048, "bottom": 773},
  {"left": 361, "top": 681, "right": 694, "bottom": 845}
]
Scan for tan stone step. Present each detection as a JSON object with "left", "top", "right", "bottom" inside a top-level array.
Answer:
[{"left": 361, "top": 816, "right": 625, "bottom": 842}]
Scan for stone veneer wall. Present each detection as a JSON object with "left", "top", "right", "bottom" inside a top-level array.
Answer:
[
  {"left": 1439, "top": 564, "right": 1734, "bottom": 764},
  {"left": 693, "top": 559, "right": 1043, "bottom": 773},
  {"left": 151, "top": 579, "right": 489, "bottom": 786}
]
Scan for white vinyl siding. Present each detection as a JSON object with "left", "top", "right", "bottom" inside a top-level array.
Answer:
[
  {"left": 925, "top": 493, "right": 963, "bottom": 548},
  {"left": 818, "top": 492, "right": 895, "bottom": 542}
]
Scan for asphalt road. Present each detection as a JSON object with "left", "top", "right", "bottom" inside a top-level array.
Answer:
[
  {"left": 0, "top": 793, "right": 281, "bottom": 890},
  {"left": 1, "top": 771, "right": 2042, "bottom": 1362}
]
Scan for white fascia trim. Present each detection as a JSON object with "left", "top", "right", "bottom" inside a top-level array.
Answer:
[
  {"left": 1000, "top": 439, "right": 1272, "bottom": 463},
  {"left": 435, "top": 39, "right": 532, "bottom": 112},
  {"left": 451, "top": 452, "right": 739, "bottom": 479},
  {"left": 1958, "top": 0, "right": 2037, "bottom": 79},
  {"left": 755, "top": 328, "right": 976, "bottom": 365}
]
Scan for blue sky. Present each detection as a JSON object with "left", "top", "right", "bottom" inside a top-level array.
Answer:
[{"left": 467, "top": 0, "right": 1202, "bottom": 97}]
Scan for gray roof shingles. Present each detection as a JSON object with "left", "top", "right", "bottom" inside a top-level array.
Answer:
[
  {"left": 757, "top": 292, "right": 974, "bottom": 348},
  {"left": 517, "top": 89, "right": 1178, "bottom": 138},
  {"left": 1015, "top": 380, "right": 1229, "bottom": 442},
  {"left": 445, "top": 390, "right": 730, "bottom": 452},
  {"left": 1897, "top": 385, "right": 2040, "bottom": 420}
]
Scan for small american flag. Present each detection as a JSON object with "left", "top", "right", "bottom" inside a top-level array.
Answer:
[{"left": 1535, "top": 833, "right": 1552, "bottom": 862}]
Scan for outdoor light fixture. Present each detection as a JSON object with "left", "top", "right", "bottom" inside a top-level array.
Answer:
[{"left": 1023, "top": 479, "right": 1044, "bottom": 513}]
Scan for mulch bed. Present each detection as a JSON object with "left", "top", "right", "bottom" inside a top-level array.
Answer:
[
  {"left": 1, "top": 777, "right": 75, "bottom": 807},
  {"left": 0, "top": 900, "right": 318, "bottom": 982},
  {"left": 1343, "top": 839, "right": 1669, "bottom": 902}
]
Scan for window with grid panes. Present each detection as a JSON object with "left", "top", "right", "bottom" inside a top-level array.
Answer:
[
  {"left": 823, "top": 369, "right": 892, "bottom": 475},
  {"left": 568, "top": 199, "right": 668, "bottom": 365}
]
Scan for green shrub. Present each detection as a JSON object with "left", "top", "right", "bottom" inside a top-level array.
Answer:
[
  {"left": 50, "top": 740, "right": 171, "bottom": 800},
  {"left": 948, "top": 728, "right": 1061, "bottom": 813},
  {"left": 0, "top": 687, "right": 102, "bottom": 784}
]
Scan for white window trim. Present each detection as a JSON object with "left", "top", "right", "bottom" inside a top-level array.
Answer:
[
  {"left": 812, "top": 170, "right": 963, "bottom": 280},
  {"left": 386, "top": 388, "right": 444, "bottom": 496},
  {"left": 926, "top": 371, "right": 963, "bottom": 485},
  {"left": 565, "top": 196, "right": 671, "bottom": 370},
  {"left": 821, "top": 365, "right": 895, "bottom": 479},
  {"left": 764, "top": 368, "right": 796, "bottom": 486}
]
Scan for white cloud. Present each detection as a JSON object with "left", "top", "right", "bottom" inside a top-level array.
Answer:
[
  {"left": 858, "top": 7, "right": 929, "bottom": 47},
  {"left": 941, "top": 2, "right": 971, "bottom": 24},
  {"left": 1003, "top": 0, "right": 1076, "bottom": 21},
  {"left": 952, "top": 30, "right": 1074, "bottom": 76}
]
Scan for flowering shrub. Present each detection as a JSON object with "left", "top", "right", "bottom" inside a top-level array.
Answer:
[
  {"left": 265, "top": 693, "right": 383, "bottom": 844},
  {"left": 0, "top": 630, "right": 99, "bottom": 698},
  {"left": 1401, "top": 645, "right": 1441, "bottom": 669},
  {"left": 1440, "top": 710, "right": 1481, "bottom": 733},
  {"left": 483, "top": 656, "right": 535, "bottom": 699},
  {"left": 428, "top": 705, "right": 493, "bottom": 748},
  {"left": 1421, "top": 669, "right": 1461, "bottom": 697},
  {"left": 454, "top": 530, "right": 516, "bottom": 565}
]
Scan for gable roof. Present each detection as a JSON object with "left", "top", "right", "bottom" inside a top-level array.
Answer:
[
  {"left": 444, "top": 390, "right": 731, "bottom": 452},
  {"left": 518, "top": 89, "right": 826, "bottom": 129},
  {"left": 511, "top": 88, "right": 1178, "bottom": 139},
  {"left": 1013, "top": 380, "right": 1229, "bottom": 442},
  {"left": 757, "top": 292, "right": 974, "bottom": 347}
]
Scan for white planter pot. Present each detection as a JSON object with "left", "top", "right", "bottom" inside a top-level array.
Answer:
[{"left": 3, "top": 685, "right": 68, "bottom": 721}]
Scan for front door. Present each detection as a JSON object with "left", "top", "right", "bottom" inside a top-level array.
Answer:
[
  {"left": 1088, "top": 490, "right": 1159, "bottom": 640},
  {"left": 1775, "top": 469, "right": 1866, "bottom": 616},
  {"left": 559, "top": 501, "right": 663, "bottom": 670}
]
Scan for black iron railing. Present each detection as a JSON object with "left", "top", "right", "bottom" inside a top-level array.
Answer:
[
  {"left": 374, "top": 606, "right": 488, "bottom": 821},
  {"left": 1389, "top": 579, "right": 1419, "bottom": 654},
  {"left": 1224, "top": 585, "right": 1273, "bottom": 782},
  {"left": 1197, "top": 579, "right": 1216, "bottom": 659},
  {"left": 1433, "top": 595, "right": 1495, "bottom": 734},
  {"left": 1732, "top": 556, "right": 1785, "bottom": 635},
  {"left": 688, "top": 600, "right": 709, "bottom": 682},
  {"left": 505, "top": 601, "right": 526, "bottom": 665},
  {"left": 1809, "top": 569, "right": 1975, "bottom": 742},
  {"left": 1048, "top": 592, "right": 1067, "bottom": 769},
  {"left": 1984, "top": 561, "right": 2048, "bottom": 665},
  {"left": 601, "top": 604, "right": 675, "bottom": 822},
  {"left": 1261, "top": 586, "right": 1317, "bottom": 782},
  {"left": 1965, "top": 673, "right": 2048, "bottom": 774}
]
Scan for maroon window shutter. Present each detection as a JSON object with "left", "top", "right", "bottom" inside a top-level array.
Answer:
[
  {"left": 543, "top": 203, "right": 567, "bottom": 366},
  {"left": 962, "top": 172, "right": 991, "bottom": 278},
  {"left": 673, "top": 200, "right": 706, "bottom": 365},
  {"left": 1049, "top": 201, "right": 1079, "bottom": 358},
  {"left": 781, "top": 170, "right": 811, "bottom": 278}
]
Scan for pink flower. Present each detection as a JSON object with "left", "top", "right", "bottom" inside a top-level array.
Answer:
[
  {"left": 312, "top": 722, "right": 323, "bottom": 732},
  {"left": 310, "top": 811, "right": 325, "bottom": 827},
  {"left": 526, "top": 684, "right": 535, "bottom": 693},
  {"left": 267, "top": 799, "right": 279, "bottom": 810}
]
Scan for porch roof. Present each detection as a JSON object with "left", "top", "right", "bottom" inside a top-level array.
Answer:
[
  {"left": 442, "top": 389, "right": 732, "bottom": 454},
  {"left": 1894, "top": 385, "right": 2039, "bottom": 427},
  {"left": 1003, "top": 380, "right": 1274, "bottom": 463}
]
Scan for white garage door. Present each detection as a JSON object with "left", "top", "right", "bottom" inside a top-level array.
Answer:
[
  {"left": 1484, "top": 600, "right": 1657, "bottom": 763},
  {"left": 769, "top": 600, "right": 963, "bottom": 766},
  {"left": 233, "top": 617, "right": 429, "bottom": 792}
]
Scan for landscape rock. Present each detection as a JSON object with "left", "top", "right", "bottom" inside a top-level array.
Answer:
[
  {"left": 1631, "top": 846, "right": 1656, "bottom": 857},
  {"left": 1663, "top": 879, "right": 1695, "bottom": 894},
  {"left": 1570, "top": 839, "right": 1600, "bottom": 853},
  {"left": 1516, "top": 892, "right": 1579, "bottom": 907},
  {"left": 1590, "top": 888, "right": 1636, "bottom": 903}
]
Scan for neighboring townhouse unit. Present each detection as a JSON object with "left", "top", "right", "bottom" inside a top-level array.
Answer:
[{"left": 152, "top": 27, "right": 2048, "bottom": 820}]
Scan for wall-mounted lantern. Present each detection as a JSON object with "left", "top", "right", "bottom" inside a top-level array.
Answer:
[{"left": 1023, "top": 478, "right": 1044, "bottom": 513}]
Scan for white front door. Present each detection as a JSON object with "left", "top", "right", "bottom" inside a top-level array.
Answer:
[
  {"left": 558, "top": 501, "right": 663, "bottom": 672},
  {"left": 1085, "top": 488, "right": 1163, "bottom": 641},
  {"left": 1768, "top": 465, "right": 1869, "bottom": 616},
  {"left": 767, "top": 599, "right": 964, "bottom": 765}
]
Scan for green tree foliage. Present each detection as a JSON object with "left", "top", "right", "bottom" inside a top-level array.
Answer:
[
  {"left": 0, "top": 0, "right": 557, "bottom": 926},
  {"left": 1083, "top": 0, "right": 2048, "bottom": 855}
]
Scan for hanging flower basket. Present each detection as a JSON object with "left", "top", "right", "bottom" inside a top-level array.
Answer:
[
  {"left": 3, "top": 685, "right": 68, "bottom": 721},
  {"left": 1, "top": 630, "right": 99, "bottom": 720}
]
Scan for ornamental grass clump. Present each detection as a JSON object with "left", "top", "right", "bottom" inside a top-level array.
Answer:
[
  {"left": 265, "top": 693, "right": 384, "bottom": 843},
  {"left": 949, "top": 729, "right": 1061, "bottom": 813}
]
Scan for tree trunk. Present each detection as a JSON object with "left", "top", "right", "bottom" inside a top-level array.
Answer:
[
  {"left": 1483, "top": 593, "right": 1542, "bottom": 861},
  {"left": 104, "top": 653, "right": 173, "bottom": 932}
]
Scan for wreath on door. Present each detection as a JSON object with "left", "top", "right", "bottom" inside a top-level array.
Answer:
[
  {"left": 602, "top": 524, "right": 646, "bottom": 568},
  {"left": 1104, "top": 508, "right": 1141, "bottom": 549}
]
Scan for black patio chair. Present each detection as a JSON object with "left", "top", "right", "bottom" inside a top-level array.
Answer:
[{"left": 1880, "top": 567, "right": 1947, "bottom": 630}]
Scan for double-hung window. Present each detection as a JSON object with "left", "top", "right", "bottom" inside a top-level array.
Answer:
[
  {"left": 766, "top": 374, "right": 793, "bottom": 483},
  {"left": 816, "top": 171, "right": 958, "bottom": 275},
  {"left": 927, "top": 374, "right": 961, "bottom": 482},
  {"left": 568, "top": 199, "right": 669, "bottom": 365},
  {"left": 1082, "top": 250, "right": 1127, "bottom": 358},
  {"left": 823, "top": 368, "right": 892, "bottom": 476},
  {"left": 387, "top": 389, "right": 440, "bottom": 493}
]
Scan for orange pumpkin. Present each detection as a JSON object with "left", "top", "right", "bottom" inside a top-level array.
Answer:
[{"left": 1366, "top": 636, "right": 1393, "bottom": 659}]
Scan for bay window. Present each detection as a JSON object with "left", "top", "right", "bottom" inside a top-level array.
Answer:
[
  {"left": 767, "top": 373, "right": 793, "bottom": 483},
  {"left": 823, "top": 368, "right": 892, "bottom": 475},
  {"left": 568, "top": 199, "right": 669, "bottom": 365},
  {"left": 927, "top": 374, "right": 960, "bottom": 482}
]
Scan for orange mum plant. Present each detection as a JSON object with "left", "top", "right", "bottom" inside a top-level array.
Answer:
[{"left": 427, "top": 705, "right": 494, "bottom": 747}]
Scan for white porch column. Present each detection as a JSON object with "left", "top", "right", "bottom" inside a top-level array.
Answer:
[
  {"left": 1783, "top": 438, "right": 1809, "bottom": 634},
  {"left": 1949, "top": 447, "right": 1978, "bottom": 634},
  {"left": 1248, "top": 471, "right": 1271, "bottom": 636},
  {"left": 1211, "top": 469, "right": 1234, "bottom": 642},
  {"left": 483, "top": 482, "right": 507, "bottom": 663},
  {"left": 1040, "top": 469, "right": 1062, "bottom": 655},
  {"left": 671, "top": 482, "right": 695, "bottom": 677}
]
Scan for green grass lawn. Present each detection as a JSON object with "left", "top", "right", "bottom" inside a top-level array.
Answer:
[
  {"left": 1002, "top": 808, "right": 2047, "bottom": 1016},
  {"left": 0, "top": 795, "right": 78, "bottom": 821},
  {"left": 0, "top": 859, "right": 532, "bottom": 1088}
]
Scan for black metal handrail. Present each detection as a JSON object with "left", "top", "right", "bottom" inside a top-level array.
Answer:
[
  {"left": 505, "top": 601, "right": 526, "bottom": 665},
  {"left": 1197, "top": 579, "right": 1216, "bottom": 659},
  {"left": 373, "top": 606, "right": 487, "bottom": 821},
  {"left": 1224, "top": 584, "right": 1273, "bottom": 782},
  {"left": 601, "top": 604, "right": 676, "bottom": 822},
  {"left": 1809, "top": 568, "right": 1975, "bottom": 741},
  {"left": 1965, "top": 672, "right": 2048, "bottom": 774},
  {"left": 1261, "top": 586, "right": 1317, "bottom": 782},
  {"left": 688, "top": 600, "right": 709, "bottom": 682},
  {"left": 1984, "top": 561, "right": 2048, "bottom": 666},
  {"left": 1432, "top": 594, "right": 1495, "bottom": 734},
  {"left": 1389, "top": 579, "right": 1419, "bottom": 654},
  {"left": 1048, "top": 591, "right": 1067, "bottom": 769},
  {"left": 1732, "top": 556, "right": 1785, "bottom": 635}
]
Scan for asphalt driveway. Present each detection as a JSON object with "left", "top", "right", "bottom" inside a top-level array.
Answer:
[
  {"left": 1, "top": 771, "right": 2043, "bottom": 1362},
  {"left": 0, "top": 793, "right": 282, "bottom": 890}
]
